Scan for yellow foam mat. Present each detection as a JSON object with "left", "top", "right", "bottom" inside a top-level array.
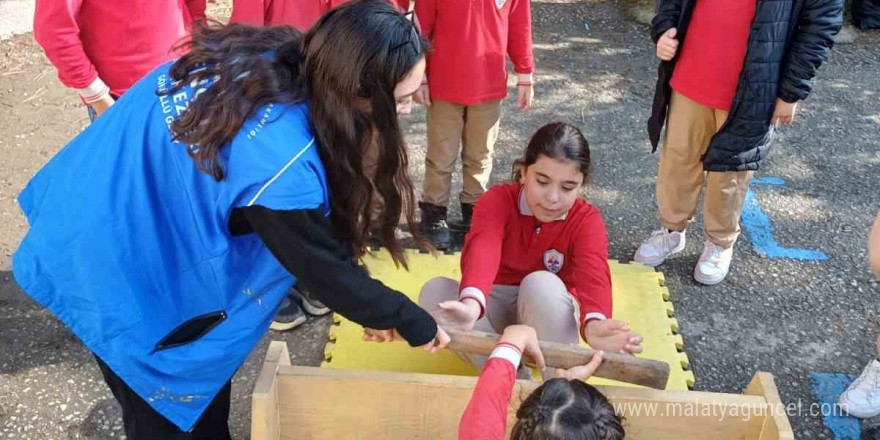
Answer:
[{"left": 321, "top": 249, "right": 695, "bottom": 390}]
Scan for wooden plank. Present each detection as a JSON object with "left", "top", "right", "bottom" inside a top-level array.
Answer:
[
  {"left": 250, "top": 341, "right": 290, "bottom": 440},
  {"left": 446, "top": 329, "right": 670, "bottom": 389},
  {"left": 744, "top": 372, "right": 795, "bottom": 440},
  {"left": 272, "top": 366, "right": 768, "bottom": 439}
]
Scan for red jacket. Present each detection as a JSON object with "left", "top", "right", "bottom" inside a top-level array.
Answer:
[
  {"left": 460, "top": 183, "right": 612, "bottom": 339},
  {"left": 459, "top": 344, "right": 522, "bottom": 440},
  {"left": 231, "top": 0, "right": 410, "bottom": 30},
  {"left": 34, "top": 0, "right": 205, "bottom": 98},
  {"left": 415, "top": 0, "right": 534, "bottom": 105}
]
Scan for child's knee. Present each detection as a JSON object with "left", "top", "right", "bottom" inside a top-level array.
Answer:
[
  {"left": 519, "top": 271, "right": 567, "bottom": 300},
  {"left": 418, "top": 276, "right": 460, "bottom": 308},
  {"left": 517, "top": 271, "right": 573, "bottom": 318}
]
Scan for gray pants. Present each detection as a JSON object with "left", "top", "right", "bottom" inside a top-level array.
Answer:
[{"left": 419, "top": 271, "right": 579, "bottom": 377}]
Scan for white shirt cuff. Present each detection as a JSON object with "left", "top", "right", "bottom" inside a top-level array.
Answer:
[
  {"left": 489, "top": 343, "right": 522, "bottom": 369},
  {"left": 584, "top": 312, "right": 608, "bottom": 322},
  {"left": 581, "top": 312, "right": 608, "bottom": 340},
  {"left": 78, "top": 77, "right": 110, "bottom": 103},
  {"left": 459, "top": 287, "right": 487, "bottom": 317},
  {"left": 516, "top": 73, "right": 534, "bottom": 84}
]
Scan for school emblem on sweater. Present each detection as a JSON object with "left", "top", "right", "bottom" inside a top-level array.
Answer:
[
  {"left": 543, "top": 249, "right": 564, "bottom": 273},
  {"left": 495, "top": 0, "right": 507, "bottom": 9}
]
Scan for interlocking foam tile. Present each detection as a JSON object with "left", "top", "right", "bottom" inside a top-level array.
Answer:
[{"left": 322, "top": 250, "right": 695, "bottom": 390}]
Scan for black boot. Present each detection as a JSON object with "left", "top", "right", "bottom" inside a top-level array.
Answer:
[
  {"left": 453, "top": 202, "right": 475, "bottom": 233},
  {"left": 418, "top": 202, "right": 452, "bottom": 249}
]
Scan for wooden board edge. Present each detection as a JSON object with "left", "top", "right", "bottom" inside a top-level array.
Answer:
[
  {"left": 744, "top": 372, "right": 795, "bottom": 440},
  {"left": 251, "top": 341, "right": 288, "bottom": 440},
  {"left": 277, "top": 365, "right": 765, "bottom": 406}
]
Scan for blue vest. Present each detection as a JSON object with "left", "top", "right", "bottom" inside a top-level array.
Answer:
[{"left": 13, "top": 62, "right": 328, "bottom": 430}]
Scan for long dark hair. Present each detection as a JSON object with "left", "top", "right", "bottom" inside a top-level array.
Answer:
[
  {"left": 513, "top": 122, "right": 592, "bottom": 184},
  {"left": 164, "top": 0, "right": 428, "bottom": 267},
  {"left": 511, "top": 378, "right": 625, "bottom": 440}
]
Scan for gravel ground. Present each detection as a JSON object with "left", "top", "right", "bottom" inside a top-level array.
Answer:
[{"left": 1, "top": 0, "right": 879, "bottom": 438}]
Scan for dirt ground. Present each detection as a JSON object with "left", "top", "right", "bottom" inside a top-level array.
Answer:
[{"left": 1, "top": 0, "right": 879, "bottom": 439}]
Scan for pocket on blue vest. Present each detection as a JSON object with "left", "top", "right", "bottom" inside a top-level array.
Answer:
[{"left": 151, "top": 310, "right": 227, "bottom": 353}]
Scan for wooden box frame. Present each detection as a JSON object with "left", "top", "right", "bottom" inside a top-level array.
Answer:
[{"left": 252, "top": 342, "right": 794, "bottom": 439}]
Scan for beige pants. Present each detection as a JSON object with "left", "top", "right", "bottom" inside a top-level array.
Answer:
[
  {"left": 422, "top": 99, "right": 502, "bottom": 206},
  {"left": 419, "top": 271, "right": 578, "bottom": 377},
  {"left": 657, "top": 91, "right": 753, "bottom": 248}
]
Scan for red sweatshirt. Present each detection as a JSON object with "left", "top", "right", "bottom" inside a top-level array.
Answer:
[
  {"left": 34, "top": 0, "right": 205, "bottom": 98},
  {"left": 415, "top": 0, "right": 534, "bottom": 105},
  {"left": 231, "top": 0, "right": 410, "bottom": 30},
  {"left": 460, "top": 183, "right": 612, "bottom": 339},
  {"left": 670, "top": 0, "right": 758, "bottom": 111},
  {"left": 459, "top": 343, "right": 522, "bottom": 440}
]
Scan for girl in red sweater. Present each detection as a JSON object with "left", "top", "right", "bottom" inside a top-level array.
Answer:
[
  {"left": 420, "top": 122, "right": 642, "bottom": 376},
  {"left": 458, "top": 325, "right": 624, "bottom": 439}
]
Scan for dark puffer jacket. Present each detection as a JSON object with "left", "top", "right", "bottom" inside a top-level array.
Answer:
[
  {"left": 648, "top": 0, "right": 843, "bottom": 172},
  {"left": 854, "top": 0, "right": 880, "bottom": 29}
]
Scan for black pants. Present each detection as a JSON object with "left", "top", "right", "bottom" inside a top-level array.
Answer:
[{"left": 95, "top": 356, "right": 233, "bottom": 440}]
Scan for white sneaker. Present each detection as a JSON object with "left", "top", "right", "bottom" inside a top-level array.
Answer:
[
  {"left": 840, "top": 359, "right": 880, "bottom": 418},
  {"left": 693, "top": 242, "right": 733, "bottom": 285},
  {"left": 634, "top": 229, "right": 686, "bottom": 267}
]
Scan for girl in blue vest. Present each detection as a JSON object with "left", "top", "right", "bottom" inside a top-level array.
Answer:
[{"left": 13, "top": 2, "right": 446, "bottom": 438}]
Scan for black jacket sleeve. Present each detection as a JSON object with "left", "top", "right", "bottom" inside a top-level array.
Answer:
[
  {"left": 778, "top": 0, "right": 844, "bottom": 103},
  {"left": 651, "top": 0, "right": 683, "bottom": 43},
  {"left": 240, "top": 205, "right": 438, "bottom": 347}
]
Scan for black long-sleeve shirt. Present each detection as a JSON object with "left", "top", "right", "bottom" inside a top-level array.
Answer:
[{"left": 230, "top": 205, "right": 437, "bottom": 347}]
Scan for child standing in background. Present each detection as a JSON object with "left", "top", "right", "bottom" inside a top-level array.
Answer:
[
  {"left": 33, "top": 0, "right": 205, "bottom": 119},
  {"left": 634, "top": 0, "right": 842, "bottom": 285},
  {"left": 414, "top": 0, "right": 535, "bottom": 249},
  {"left": 839, "top": 214, "right": 880, "bottom": 424}
]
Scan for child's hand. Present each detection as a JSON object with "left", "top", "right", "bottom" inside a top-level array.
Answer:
[
  {"left": 396, "top": 95, "right": 414, "bottom": 115},
  {"left": 584, "top": 320, "right": 643, "bottom": 355},
  {"left": 553, "top": 350, "right": 603, "bottom": 382},
  {"left": 419, "top": 326, "right": 451, "bottom": 353},
  {"left": 363, "top": 326, "right": 451, "bottom": 354},
  {"left": 770, "top": 98, "right": 798, "bottom": 125},
  {"left": 430, "top": 299, "right": 481, "bottom": 331},
  {"left": 363, "top": 327, "right": 401, "bottom": 343},
  {"left": 517, "top": 84, "right": 533, "bottom": 110},
  {"left": 414, "top": 84, "right": 431, "bottom": 107},
  {"left": 89, "top": 93, "right": 116, "bottom": 117},
  {"left": 500, "top": 325, "right": 546, "bottom": 372},
  {"left": 656, "top": 28, "right": 679, "bottom": 61}
]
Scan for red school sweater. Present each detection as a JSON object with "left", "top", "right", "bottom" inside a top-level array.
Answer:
[
  {"left": 415, "top": 0, "right": 534, "bottom": 105},
  {"left": 670, "top": 0, "right": 758, "bottom": 111},
  {"left": 34, "top": 0, "right": 205, "bottom": 98},
  {"left": 231, "top": 0, "right": 410, "bottom": 30},
  {"left": 459, "top": 183, "right": 612, "bottom": 339},
  {"left": 458, "top": 344, "right": 522, "bottom": 440}
]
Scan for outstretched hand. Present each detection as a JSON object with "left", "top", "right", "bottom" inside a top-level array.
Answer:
[
  {"left": 584, "top": 320, "right": 643, "bottom": 355},
  {"left": 553, "top": 350, "right": 604, "bottom": 381},
  {"left": 363, "top": 325, "right": 450, "bottom": 353},
  {"left": 499, "top": 325, "right": 547, "bottom": 373},
  {"left": 429, "top": 299, "right": 481, "bottom": 332}
]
